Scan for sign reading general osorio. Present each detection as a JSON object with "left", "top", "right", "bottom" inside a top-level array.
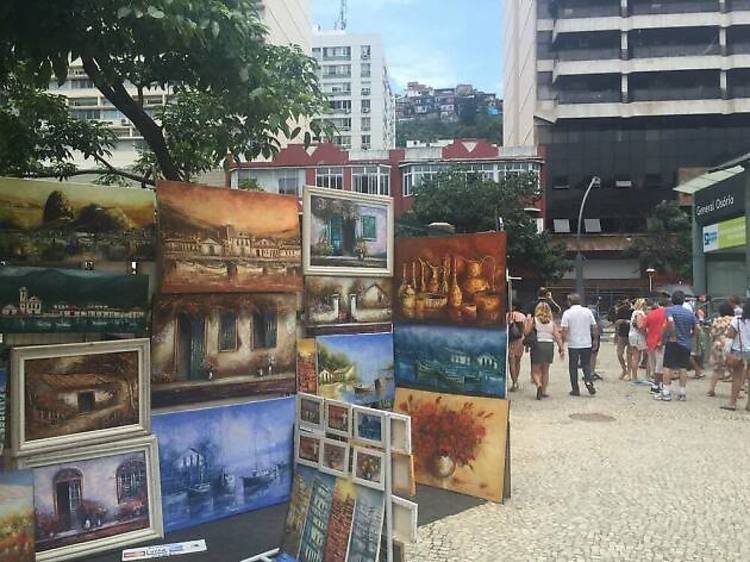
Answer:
[{"left": 694, "top": 174, "right": 745, "bottom": 226}]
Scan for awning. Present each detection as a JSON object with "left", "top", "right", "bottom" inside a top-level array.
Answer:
[{"left": 673, "top": 165, "right": 745, "bottom": 195}]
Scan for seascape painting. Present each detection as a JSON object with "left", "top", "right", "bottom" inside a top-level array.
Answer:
[
  {"left": 31, "top": 451, "right": 152, "bottom": 552},
  {"left": 296, "top": 339, "right": 318, "bottom": 394},
  {"left": 0, "top": 177, "right": 155, "bottom": 264},
  {"left": 150, "top": 293, "right": 297, "bottom": 407},
  {"left": 153, "top": 397, "right": 295, "bottom": 532},
  {"left": 0, "top": 470, "right": 34, "bottom": 562},
  {"left": 157, "top": 181, "right": 301, "bottom": 293},
  {"left": 280, "top": 465, "right": 384, "bottom": 562},
  {"left": 394, "top": 324, "right": 506, "bottom": 398},
  {"left": 0, "top": 267, "right": 148, "bottom": 334},
  {"left": 305, "top": 276, "right": 392, "bottom": 332},
  {"left": 303, "top": 187, "right": 393, "bottom": 277},
  {"left": 394, "top": 232, "right": 507, "bottom": 328},
  {"left": 395, "top": 388, "right": 509, "bottom": 502},
  {"left": 316, "top": 333, "right": 395, "bottom": 408}
]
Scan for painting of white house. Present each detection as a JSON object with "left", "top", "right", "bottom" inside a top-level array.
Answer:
[{"left": 305, "top": 276, "right": 392, "bottom": 332}]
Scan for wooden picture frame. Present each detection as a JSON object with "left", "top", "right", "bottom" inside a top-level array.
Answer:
[
  {"left": 392, "top": 452, "right": 416, "bottom": 497},
  {"left": 392, "top": 496, "right": 418, "bottom": 544},
  {"left": 352, "top": 406, "right": 385, "bottom": 447},
  {"left": 303, "top": 186, "right": 394, "bottom": 277},
  {"left": 297, "top": 393, "right": 324, "bottom": 433},
  {"left": 295, "top": 432, "right": 322, "bottom": 468},
  {"left": 319, "top": 438, "right": 350, "bottom": 478},
  {"left": 390, "top": 412, "right": 412, "bottom": 454},
  {"left": 352, "top": 446, "right": 385, "bottom": 491},
  {"left": 16, "top": 435, "right": 163, "bottom": 562},
  {"left": 11, "top": 339, "right": 150, "bottom": 457},
  {"left": 324, "top": 400, "right": 352, "bottom": 438}
]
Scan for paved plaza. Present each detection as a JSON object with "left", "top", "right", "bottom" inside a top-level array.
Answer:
[{"left": 407, "top": 339, "right": 750, "bottom": 561}]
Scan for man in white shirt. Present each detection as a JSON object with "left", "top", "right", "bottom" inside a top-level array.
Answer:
[{"left": 561, "top": 293, "right": 599, "bottom": 396}]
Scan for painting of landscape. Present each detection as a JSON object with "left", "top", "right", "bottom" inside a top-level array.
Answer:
[
  {"left": 296, "top": 339, "right": 318, "bottom": 394},
  {"left": 395, "top": 388, "right": 509, "bottom": 502},
  {"left": 0, "top": 177, "right": 155, "bottom": 264},
  {"left": 150, "top": 293, "right": 297, "bottom": 407},
  {"left": 316, "top": 333, "right": 395, "bottom": 409},
  {"left": 0, "top": 470, "right": 34, "bottom": 562},
  {"left": 153, "top": 397, "right": 295, "bottom": 532},
  {"left": 0, "top": 266, "right": 148, "bottom": 333},
  {"left": 394, "top": 232, "right": 507, "bottom": 328},
  {"left": 158, "top": 181, "right": 301, "bottom": 293},
  {"left": 304, "top": 187, "right": 393, "bottom": 276},
  {"left": 305, "top": 276, "right": 392, "bottom": 332},
  {"left": 32, "top": 451, "right": 152, "bottom": 552},
  {"left": 394, "top": 324, "right": 506, "bottom": 398},
  {"left": 279, "top": 464, "right": 384, "bottom": 562}
]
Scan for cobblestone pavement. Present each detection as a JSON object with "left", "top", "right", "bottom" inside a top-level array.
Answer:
[{"left": 406, "top": 341, "right": 750, "bottom": 562}]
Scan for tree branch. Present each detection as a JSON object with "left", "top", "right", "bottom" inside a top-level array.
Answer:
[
  {"left": 81, "top": 56, "right": 181, "bottom": 181},
  {"left": 24, "top": 168, "right": 155, "bottom": 186}
]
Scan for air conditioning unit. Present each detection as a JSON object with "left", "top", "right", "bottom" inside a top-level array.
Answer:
[
  {"left": 615, "top": 179, "right": 633, "bottom": 188},
  {"left": 120, "top": 119, "right": 130, "bottom": 126},
  {"left": 362, "top": 108, "right": 371, "bottom": 113}
]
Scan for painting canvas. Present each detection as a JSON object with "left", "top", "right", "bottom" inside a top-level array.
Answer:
[
  {"left": 305, "top": 276, "right": 392, "bottom": 332},
  {"left": 0, "top": 470, "right": 34, "bottom": 562},
  {"left": 157, "top": 181, "right": 301, "bottom": 293},
  {"left": 303, "top": 186, "right": 393, "bottom": 277},
  {"left": 280, "top": 465, "right": 384, "bottom": 562},
  {"left": 394, "top": 324, "right": 506, "bottom": 398},
  {"left": 152, "top": 397, "right": 294, "bottom": 532},
  {"left": 11, "top": 340, "right": 149, "bottom": 456},
  {"left": 150, "top": 293, "right": 297, "bottom": 407},
  {"left": 394, "top": 232, "right": 507, "bottom": 328},
  {"left": 395, "top": 388, "right": 509, "bottom": 502},
  {"left": 316, "top": 333, "right": 394, "bottom": 408},
  {"left": 0, "top": 368, "right": 6, "bottom": 456},
  {"left": 0, "top": 267, "right": 149, "bottom": 334},
  {"left": 296, "top": 339, "right": 318, "bottom": 394},
  {"left": 0, "top": 177, "right": 155, "bottom": 264}
]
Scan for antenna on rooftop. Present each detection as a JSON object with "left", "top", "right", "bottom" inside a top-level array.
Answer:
[{"left": 335, "top": 0, "right": 347, "bottom": 30}]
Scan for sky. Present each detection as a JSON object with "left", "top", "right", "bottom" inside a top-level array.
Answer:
[{"left": 312, "top": 0, "right": 504, "bottom": 95}]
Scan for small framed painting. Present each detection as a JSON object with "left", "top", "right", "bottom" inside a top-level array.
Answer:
[
  {"left": 392, "top": 452, "right": 416, "bottom": 497},
  {"left": 352, "top": 446, "right": 385, "bottom": 491},
  {"left": 324, "top": 400, "right": 352, "bottom": 437},
  {"left": 390, "top": 413, "right": 412, "bottom": 454},
  {"left": 11, "top": 339, "right": 150, "bottom": 457},
  {"left": 320, "top": 438, "right": 350, "bottom": 478},
  {"left": 392, "top": 496, "right": 418, "bottom": 544},
  {"left": 298, "top": 393, "right": 324, "bottom": 433},
  {"left": 296, "top": 432, "right": 322, "bottom": 468},
  {"left": 16, "top": 435, "right": 163, "bottom": 562},
  {"left": 352, "top": 406, "right": 385, "bottom": 447}
]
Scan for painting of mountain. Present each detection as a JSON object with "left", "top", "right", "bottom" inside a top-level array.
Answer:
[
  {"left": 157, "top": 181, "right": 302, "bottom": 293},
  {"left": 0, "top": 470, "right": 34, "bottom": 562},
  {"left": 0, "top": 177, "right": 155, "bottom": 264},
  {"left": 152, "top": 397, "right": 295, "bottom": 532},
  {"left": 0, "top": 266, "right": 148, "bottom": 333}
]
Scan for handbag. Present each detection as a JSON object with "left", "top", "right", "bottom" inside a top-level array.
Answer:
[
  {"left": 726, "top": 320, "right": 745, "bottom": 369},
  {"left": 509, "top": 321, "right": 523, "bottom": 341},
  {"left": 523, "top": 321, "right": 538, "bottom": 349}
]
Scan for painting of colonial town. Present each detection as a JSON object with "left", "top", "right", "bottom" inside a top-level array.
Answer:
[
  {"left": 395, "top": 388, "right": 509, "bottom": 502},
  {"left": 279, "top": 464, "right": 384, "bottom": 562},
  {"left": 394, "top": 232, "right": 507, "bottom": 328},
  {"left": 0, "top": 177, "right": 155, "bottom": 264},
  {"left": 305, "top": 277, "right": 392, "bottom": 332},
  {"left": 316, "top": 333, "right": 395, "bottom": 409},
  {"left": 157, "top": 181, "right": 301, "bottom": 293},
  {"left": 31, "top": 451, "right": 152, "bottom": 552},
  {"left": 394, "top": 324, "right": 506, "bottom": 398},
  {"left": 19, "top": 346, "right": 142, "bottom": 450},
  {"left": 153, "top": 397, "right": 294, "bottom": 532},
  {"left": 0, "top": 470, "right": 34, "bottom": 562},
  {"left": 0, "top": 267, "right": 148, "bottom": 333},
  {"left": 151, "top": 293, "right": 297, "bottom": 407},
  {"left": 303, "top": 187, "right": 393, "bottom": 276}
]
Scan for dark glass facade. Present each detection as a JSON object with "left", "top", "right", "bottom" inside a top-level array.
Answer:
[{"left": 540, "top": 114, "right": 750, "bottom": 232}]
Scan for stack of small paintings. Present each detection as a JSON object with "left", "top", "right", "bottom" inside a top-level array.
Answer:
[
  {"left": 0, "top": 469, "right": 34, "bottom": 562},
  {"left": 152, "top": 397, "right": 295, "bottom": 532}
]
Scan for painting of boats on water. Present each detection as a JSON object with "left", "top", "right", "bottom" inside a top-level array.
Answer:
[
  {"left": 0, "top": 470, "right": 34, "bottom": 562},
  {"left": 316, "top": 333, "right": 394, "bottom": 408},
  {"left": 305, "top": 276, "right": 392, "bottom": 333},
  {"left": 394, "top": 324, "right": 506, "bottom": 398},
  {"left": 152, "top": 397, "right": 295, "bottom": 532}
]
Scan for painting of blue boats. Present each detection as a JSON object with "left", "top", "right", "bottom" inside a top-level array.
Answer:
[
  {"left": 152, "top": 396, "right": 295, "bottom": 532},
  {"left": 394, "top": 324, "right": 506, "bottom": 398}
]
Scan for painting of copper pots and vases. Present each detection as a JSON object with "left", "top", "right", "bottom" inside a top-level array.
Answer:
[{"left": 393, "top": 232, "right": 507, "bottom": 328}]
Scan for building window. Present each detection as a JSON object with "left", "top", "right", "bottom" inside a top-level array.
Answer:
[
  {"left": 553, "top": 219, "right": 571, "bottom": 233},
  {"left": 218, "top": 311, "right": 238, "bottom": 352},
  {"left": 402, "top": 164, "right": 441, "bottom": 197},
  {"left": 71, "top": 109, "right": 101, "bottom": 121},
  {"left": 278, "top": 176, "right": 300, "bottom": 196},
  {"left": 323, "top": 64, "right": 351, "bottom": 78},
  {"left": 323, "top": 46, "right": 351, "bottom": 60},
  {"left": 361, "top": 63, "right": 371, "bottom": 78},
  {"left": 361, "top": 86, "right": 371, "bottom": 96},
  {"left": 116, "top": 460, "right": 147, "bottom": 503},
  {"left": 71, "top": 78, "right": 95, "bottom": 88},
  {"left": 352, "top": 165, "right": 390, "bottom": 195},
  {"left": 70, "top": 97, "right": 98, "bottom": 107},
  {"left": 253, "top": 310, "right": 277, "bottom": 349},
  {"left": 461, "top": 163, "right": 495, "bottom": 181},
  {"left": 361, "top": 117, "right": 371, "bottom": 130},
  {"left": 552, "top": 175, "right": 570, "bottom": 189},
  {"left": 361, "top": 135, "right": 371, "bottom": 149},
  {"left": 316, "top": 167, "right": 344, "bottom": 190},
  {"left": 333, "top": 135, "right": 351, "bottom": 148},
  {"left": 361, "top": 99, "right": 371, "bottom": 113},
  {"left": 360, "top": 215, "right": 377, "bottom": 240},
  {"left": 329, "top": 99, "right": 352, "bottom": 113},
  {"left": 326, "top": 83, "right": 351, "bottom": 95},
  {"left": 361, "top": 45, "right": 371, "bottom": 59}
]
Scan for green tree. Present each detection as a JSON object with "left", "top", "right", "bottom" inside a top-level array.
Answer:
[
  {"left": 396, "top": 115, "right": 503, "bottom": 147},
  {"left": 0, "top": 0, "right": 329, "bottom": 184},
  {"left": 402, "top": 169, "right": 568, "bottom": 280},
  {"left": 627, "top": 200, "right": 692, "bottom": 281}
]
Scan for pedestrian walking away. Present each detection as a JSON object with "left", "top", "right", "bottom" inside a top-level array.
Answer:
[
  {"left": 707, "top": 302, "right": 736, "bottom": 398},
  {"left": 644, "top": 298, "right": 669, "bottom": 395},
  {"left": 526, "top": 302, "right": 564, "bottom": 400},
  {"left": 613, "top": 299, "right": 633, "bottom": 379},
  {"left": 507, "top": 305, "right": 527, "bottom": 392},
  {"left": 656, "top": 290, "right": 697, "bottom": 402},
  {"left": 627, "top": 298, "right": 649, "bottom": 383},
  {"left": 561, "top": 293, "right": 598, "bottom": 396},
  {"left": 719, "top": 301, "right": 750, "bottom": 412}
]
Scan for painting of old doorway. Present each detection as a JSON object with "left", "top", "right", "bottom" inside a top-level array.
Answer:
[
  {"left": 54, "top": 468, "right": 82, "bottom": 531},
  {"left": 176, "top": 313, "right": 206, "bottom": 380}
]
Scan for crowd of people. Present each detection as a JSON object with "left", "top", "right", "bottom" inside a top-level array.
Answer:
[{"left": 506, "top": 288, "right": 750, "bottom": 411}]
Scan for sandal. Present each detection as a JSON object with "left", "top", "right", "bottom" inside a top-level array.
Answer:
[
  {"left": 707, "top": 391, "right": 716, "bottom": 397},
  {"left": 720, "top": 405, "right": 737, "bottom": 411}
]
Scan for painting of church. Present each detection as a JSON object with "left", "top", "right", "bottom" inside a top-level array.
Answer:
[{"left": 150, "top": 293, "right": 297, "bottom": 407}]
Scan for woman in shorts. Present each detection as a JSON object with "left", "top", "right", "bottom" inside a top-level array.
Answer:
[
  {"left": 627, "top": 299, "right": 648, "bottom": 382},
  {"left": 526, "top": 302, "right": 563, "bottom": 400}
]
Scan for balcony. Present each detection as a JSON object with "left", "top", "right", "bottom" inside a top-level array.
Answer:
[
  {"left": 732, "top": 0, "right": 750, "bottom": 9},
  {"left": 558, "top": 89, "right": 621, "bottom": 104},
  {"left": 728, "top": 26, "right": 750, "bottom": 54},
  {"left": 630, "top": 0, "right": 717, "bottom": 15},
  {"left": 551, "top": 0, "right": 620, "bottom": 18},
  {"left": 630, "top": 70, "right": 721, "bottom": 101},
  {"left": 729, "top": 69, "right": 750, "bottom": 98},
  {"left": 557, "top": 74, "right": 621, "bottom": 104},
  {"left": 323, "top": 73, "right": 351, "bottom": 79},
  {"left": 630, "top": 27, "right": 720, "bottom": 59}
]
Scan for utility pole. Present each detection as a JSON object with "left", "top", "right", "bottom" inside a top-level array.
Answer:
[
  {"left": 336, "top": 0, "right": 348, "bottom": 31},
  {"left": 576, "top": 176, "right": 601, "bottom": 303}
]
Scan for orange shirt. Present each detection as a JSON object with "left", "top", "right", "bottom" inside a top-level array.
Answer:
[{"left": 643, "top": 307, "right": 667, "bottom": 351}]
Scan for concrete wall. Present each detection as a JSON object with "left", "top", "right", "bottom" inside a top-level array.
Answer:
[{"left": 503, "top": 0, "right": 538, "bottom": 147}]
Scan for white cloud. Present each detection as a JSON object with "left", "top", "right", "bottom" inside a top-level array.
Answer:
[{"left": 387, "top": 45, "right": 459, "bottom": 92}]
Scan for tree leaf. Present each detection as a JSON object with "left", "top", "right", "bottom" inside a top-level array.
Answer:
[
  {"left": 147, "top": 6, "right": 165, "bottom": 19},
  {"left": 117, "top": 6, "right": 132, "bottom": 18}
]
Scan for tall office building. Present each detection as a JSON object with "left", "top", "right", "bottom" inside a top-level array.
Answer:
[
  {"left": 312, "top": 31, "right": 396, "bottom": 151},
  {"left": 504, "top": 0, "right": 750, "bottom": 290}
]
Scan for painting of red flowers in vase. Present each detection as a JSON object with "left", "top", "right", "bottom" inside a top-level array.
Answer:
[{"left": 394, "top": 388, "right": 509, "bottom": 502}]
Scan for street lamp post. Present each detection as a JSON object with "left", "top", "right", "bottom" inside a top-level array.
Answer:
[
  {"left": 646, "top": 267, "right": 656, "bottom": 294},
  {"left": 576, "top": 176, "right": 601, "bottom": 303}
]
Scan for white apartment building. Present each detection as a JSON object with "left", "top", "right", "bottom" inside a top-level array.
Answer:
[{"left": 312, "top": 30, "right": 396, "bottom": 151}]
